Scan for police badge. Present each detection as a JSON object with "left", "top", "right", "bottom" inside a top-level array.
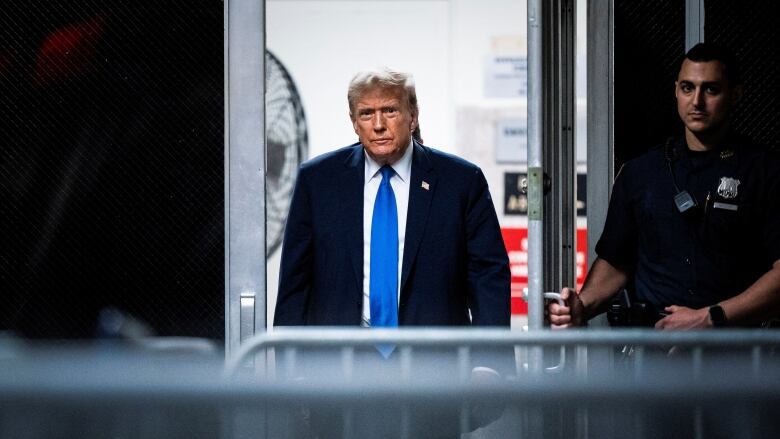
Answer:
[{"left": 716, "top": 177, "right": 740, "bottom": 199}]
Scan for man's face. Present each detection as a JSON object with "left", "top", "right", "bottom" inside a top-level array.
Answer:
[
  {"left": 675, "top": 59, "right": 740, "bottom": 137},
  {"left": 351, "top": 87, "right": 417, "bottom": 165}
]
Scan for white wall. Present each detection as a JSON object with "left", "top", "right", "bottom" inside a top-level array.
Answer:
[
  {"left": 266, "top": 0, "right": 452, "bottom": 158},
  {"left": 449, "top": 0, "right": 528, "bottom": 229}
]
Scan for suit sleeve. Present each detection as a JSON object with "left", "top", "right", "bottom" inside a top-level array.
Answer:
[
  {"left": 464, "top": 168, "right": 511, "bottom": 326},
  {"left": 274, "top": 167, "right": 313, "bottom": 326}
]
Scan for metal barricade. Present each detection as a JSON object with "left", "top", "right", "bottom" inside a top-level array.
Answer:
[
  {"left": 2, "top": 330, "right": 780, "bottom": 439},
  {"left": 224, "top": 328, "right": 780, "bottom": 439}
]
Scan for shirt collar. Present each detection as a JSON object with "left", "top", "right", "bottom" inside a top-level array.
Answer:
[{"left": 364, "top": 138, "right": 414, "bottom": 182}]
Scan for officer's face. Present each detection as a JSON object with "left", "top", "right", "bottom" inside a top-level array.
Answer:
[
  {"left": 675, "top": 59, "right": 740, "bottom": 140},
  {"left": 351, "top": 87, "right": 417, "bottom": 166}
]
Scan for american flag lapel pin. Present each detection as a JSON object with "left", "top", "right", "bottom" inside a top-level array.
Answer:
[{"left": 421, "top": 181, "right": 430, "bottom": 190}]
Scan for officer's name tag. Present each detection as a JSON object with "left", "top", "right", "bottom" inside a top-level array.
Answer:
[{"left": 713, "top": 202, "right": 738, "bottom": 211}]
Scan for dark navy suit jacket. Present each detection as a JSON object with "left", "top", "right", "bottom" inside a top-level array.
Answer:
[{"left": 274, "top": 142, "right": 510, "bottom": 328}]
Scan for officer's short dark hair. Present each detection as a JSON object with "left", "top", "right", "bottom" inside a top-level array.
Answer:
[{"left": 683, "top": 42, "right": 741, "bottom": 86}]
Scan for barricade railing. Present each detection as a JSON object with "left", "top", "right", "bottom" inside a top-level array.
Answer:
[
  {"left": 2, "top": 330, "right": 780, "bottom": 438},
  {"left": 224, "top": 328, "right": 780, "bottom": 439},
  {"left": 226, "top": 327, "right": 780, "bottom": 376}
]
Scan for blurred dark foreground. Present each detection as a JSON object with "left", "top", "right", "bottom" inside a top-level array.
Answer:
[{"left": 2, "top": 328, "right": 780, "bottom": 439}]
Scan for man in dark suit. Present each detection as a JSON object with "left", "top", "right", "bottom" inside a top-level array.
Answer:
[
  {"left": 275, "top": 67, "right": 509, "bottom": 330},
  {"left": 273, "top": 67, "right": 510, "bottom": 438}
]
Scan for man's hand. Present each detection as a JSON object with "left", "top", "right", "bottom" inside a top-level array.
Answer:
[
  {"left": 548, "top": 287, "right": 586, "bottom": 329},
  {"left": 654, "top": 305, "right": 712, "bottom": 330}
]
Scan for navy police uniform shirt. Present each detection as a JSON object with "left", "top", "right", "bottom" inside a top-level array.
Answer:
[{"left": 596, "top": 135, "right": 780, "bottom": 312}]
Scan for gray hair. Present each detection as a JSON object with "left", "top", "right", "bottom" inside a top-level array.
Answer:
[{"left": 347, "top": 67, "right": 418, "bottom": 118}]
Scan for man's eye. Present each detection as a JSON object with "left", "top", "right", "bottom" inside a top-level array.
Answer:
[
  {"left": 705, "top": 86, "right": 721, "bottom": 95},
  {"left": 680, "top": 84, "right": 693, "bottom": 93}
]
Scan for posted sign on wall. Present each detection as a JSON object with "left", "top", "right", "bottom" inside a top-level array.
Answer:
[{"left": 501, "top": 227, "right": 588, "bottom": 315}]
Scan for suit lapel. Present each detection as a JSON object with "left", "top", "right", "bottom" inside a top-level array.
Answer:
[
  {"left": 340, "top": 145, "right": 365, "bottom": 295},
  {"left": 401, "top": 142, "right": 436, "bottom": 296}
]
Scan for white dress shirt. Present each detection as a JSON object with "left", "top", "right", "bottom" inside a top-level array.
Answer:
[{"left": 362, "top": 140, "right": 413, "bottom": 326}]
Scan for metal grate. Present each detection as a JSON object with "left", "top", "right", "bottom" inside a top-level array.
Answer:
[
  {"left": 0, "top": 2, "right": 224, "bottom": 339},
  {"left": 705, "top": 0, "right": 780, "bottom": 151},
  {"left": 614, "top": 0, "right": 685, "bottom": 167}
]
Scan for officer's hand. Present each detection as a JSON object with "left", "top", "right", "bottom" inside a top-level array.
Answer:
[
  {"left": 549, "top": 287, "right": 585, "bottom": 329},
  {"left": 654, "top": 305, "right": 711, "bottom": 330}
]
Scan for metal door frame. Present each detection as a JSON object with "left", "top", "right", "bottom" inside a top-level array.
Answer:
[
  {"left": 225, "top": 0, "right": 266, "bottom": 356},
  {"left": 527, "top": 0, "right": 577, "bottom": 333}
]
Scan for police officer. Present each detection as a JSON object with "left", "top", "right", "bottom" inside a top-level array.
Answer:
[{"left": 549, "top": 42, "right": 780, "bottom": 329}]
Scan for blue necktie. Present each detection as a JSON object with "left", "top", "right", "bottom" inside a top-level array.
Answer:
[{"left": 370, "top": 165, "right": 398, "bottom": 357}]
